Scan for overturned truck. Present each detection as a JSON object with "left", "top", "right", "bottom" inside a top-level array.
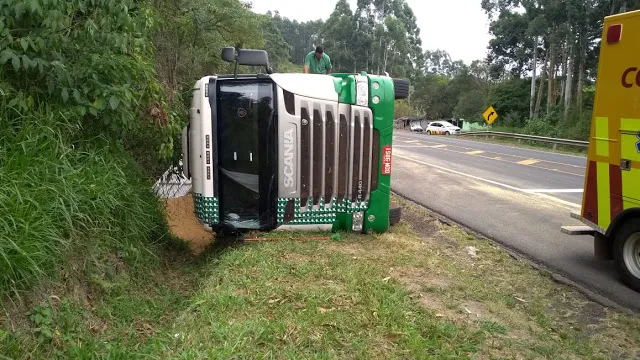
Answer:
[{"left": 181, "top": 47, "right": 409, "bottom": 235}]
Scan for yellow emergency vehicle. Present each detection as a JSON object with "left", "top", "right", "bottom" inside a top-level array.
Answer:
[{"left": 562, "top": 9, "right": 640, "bottom": 293}]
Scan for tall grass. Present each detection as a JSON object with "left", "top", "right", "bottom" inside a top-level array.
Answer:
[{"left": 0, "top": 104, "right": 168, "bottom": 298}]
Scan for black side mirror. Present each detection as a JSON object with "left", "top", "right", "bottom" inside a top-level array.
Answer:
[{"left": 221, "top": 47, "right": 236, "bottom": 63}]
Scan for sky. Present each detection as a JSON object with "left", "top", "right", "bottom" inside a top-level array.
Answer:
[{"left": 249, "top": 0, "right": 493, "bottom": 65}]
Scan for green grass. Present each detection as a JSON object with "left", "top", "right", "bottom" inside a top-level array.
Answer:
[
  {"left": 3, "top": 200, "right": 640, "bottom": 358},
  {"left": 0, "top": 104, "right": 168, "bottom": 298},
  {"left": 162, "top": 239, "right": 487, "bottom": 358}
]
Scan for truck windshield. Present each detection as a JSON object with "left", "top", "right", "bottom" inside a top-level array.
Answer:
[{"left": 216, "top": 79, "right": 277, "bottom": 230}]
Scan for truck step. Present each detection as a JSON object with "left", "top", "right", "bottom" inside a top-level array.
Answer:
[{"left": 561, "top": 225, "right": 595, "bottom": 236}]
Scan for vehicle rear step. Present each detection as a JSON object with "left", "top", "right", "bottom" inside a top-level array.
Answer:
[{"left": 561, "top": 225, "right": 595, "bottom": 236}]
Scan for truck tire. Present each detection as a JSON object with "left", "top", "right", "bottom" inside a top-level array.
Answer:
[
  {"left": 613, "top": 218, "right": 640, "bottom": 292},
  {"left": 389, "top": 202, "right": 402, "bottom": 226},
  {"left": 393, "top": 79, "right": 410, "bottom": 100}
]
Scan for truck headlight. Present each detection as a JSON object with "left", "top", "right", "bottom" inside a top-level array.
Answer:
[{"left": 352, "top": 211, "right": 364, "bottom": 232}]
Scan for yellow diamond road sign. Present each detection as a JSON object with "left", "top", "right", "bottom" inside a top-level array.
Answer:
[{"left": 483, "top": 106, "right": 498, "bottom": 125}]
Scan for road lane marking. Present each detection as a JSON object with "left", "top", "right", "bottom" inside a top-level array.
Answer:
[
  {"left": 394, "top": 135, "right": 586, "bottom": 169},
  {"left": 396, "top": 139, "right": 584, "bottom": 177},
  {"left": 465, "top": 150, "right": 485, "bottom": 155},
  {"left": 523, "top": 189, "right": 584, "bottom": 193},
  {"left": 394, "top": 154, "right": 582, "bottom": 208},
  {"left": 517, "top": 159, "right": 541, "bottom": 165},
  {"left": 402, "top": 133, "right": 588, "bottom": 159},
  {"left": 395, "top": 154, "right": 525, "bottom": 192}
]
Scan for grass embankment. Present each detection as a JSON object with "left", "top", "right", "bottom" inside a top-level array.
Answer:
[
  {"left": 0, "top": 107, "right": 169, "bottom": 295},
  {"left": 0, "top": 106, "right": 181, "bottom": 357},
  {"left": 3, "top": 193, "right": 639, "bottom": 359}
]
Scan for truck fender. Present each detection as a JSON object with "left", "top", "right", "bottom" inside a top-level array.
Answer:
[{"left": 606, "top": 208, "right": 640, "bottom": 238}]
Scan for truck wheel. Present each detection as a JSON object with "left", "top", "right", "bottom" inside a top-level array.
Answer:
[
  {"left": 426, "top": 130, "right": 431, "bottom": 135},
  {"left": 613, "top": 219, "right": 640, "bottom": 292},
  {"left": 389, "top": 202, "right": 402, "bottom": 226},
  {"left": 393, "top": 79, "right": 410, "bottom": 100}
]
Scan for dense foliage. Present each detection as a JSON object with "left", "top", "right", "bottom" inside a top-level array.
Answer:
[{"left": 0, "top": 0, "right": 277, "bottom": 298}]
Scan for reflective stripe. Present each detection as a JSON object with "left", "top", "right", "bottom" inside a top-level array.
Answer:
[
  {"left": 595, "top": 117, "right": 610, "bottom": 157},
  {"left": 597, "top": 161, "right": 611, "bottom": 228},
  {"left": 583, "top": 161, "right": 599, "bottom": 223}
]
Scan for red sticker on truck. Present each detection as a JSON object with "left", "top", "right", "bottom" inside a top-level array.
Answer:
[{"left": 382, "top": 146, "right": 392, "bottom": 175}]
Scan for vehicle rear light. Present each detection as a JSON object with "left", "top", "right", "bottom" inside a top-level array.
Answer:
[{"left": 607, "top": 24, "right": 622, "bottom": 44}]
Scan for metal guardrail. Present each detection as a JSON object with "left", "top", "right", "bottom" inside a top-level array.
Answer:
[{"left": 459, "top": 131, "right": 589, "bottom": 149}]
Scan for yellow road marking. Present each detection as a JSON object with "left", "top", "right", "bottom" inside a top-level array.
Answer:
[
  {"left": 393, "top": 137, "right": 584, "bottom": 177},
  {"left": 465, "top": 150, "right": 485, "bottom": 155},
  {"left": 517, "top": 159, "right": 541, "bottom": 165},
  {"left": 397, "top": 137, "right": 585, "bottom": 169}
]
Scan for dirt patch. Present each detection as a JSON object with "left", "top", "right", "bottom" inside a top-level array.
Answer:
[
  {"left": 413, "top": 293, "right": 452, "bottom": 315},
  {"left": 461, "top": 301, "right": 495, "bottom": 320},
  {"left": 389, "top": 266, "right": 454, "bottom": 292},
  {"left": 547, "top": 297, "right": 607, "bottom": 327},
  {"left": 395, "top": 200, "right": 457, "bottom": 248},
  {"left": 163, "top": 194, "right": 215, "bottom": 255},
  {"left": 577, "top": 302, "right": 607, "bottom": 327}
]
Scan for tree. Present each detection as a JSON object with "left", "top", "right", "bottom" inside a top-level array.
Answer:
[
  {"left": 260, "top": 13, "right": 294, "bottom": 71},
  {"left": 269, "top": 11, "right": 323, "bottom": 65},
  {"left": 152, "top": 0, "right": 264, "bottom": 91},
  {"left": 318, "top": 0, "right": 358, "bottom": 72}
]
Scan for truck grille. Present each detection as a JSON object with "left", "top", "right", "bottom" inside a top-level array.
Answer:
[{"left": 299, "top": 101, "right": 374, "bottom": 210}]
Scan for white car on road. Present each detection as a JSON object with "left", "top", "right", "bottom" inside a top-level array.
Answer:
[{"left": 425, "top": 121, "right": 461, "bottom": 135}]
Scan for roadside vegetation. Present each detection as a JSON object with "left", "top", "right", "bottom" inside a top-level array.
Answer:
[
  {"left": 3, "top": 195, "right": 639, "bottom": 358},
  {"left": 0, "top": 0, "right": 292, "bottom": 343},
  {"left": 2, "top": 0, "right": 639, "bottom": 358}
]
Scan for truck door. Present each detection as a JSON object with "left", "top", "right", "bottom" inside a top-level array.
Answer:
[{"left": 620, "top": 121, "right": 640, "bottom": 209}]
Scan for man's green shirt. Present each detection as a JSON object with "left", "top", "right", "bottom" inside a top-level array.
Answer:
[{"left": 304, "top": 51, "right": 332, "bottom": 74}]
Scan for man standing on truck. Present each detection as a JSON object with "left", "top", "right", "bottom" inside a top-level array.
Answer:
[{"left": 303, "top": 46, "right": 332, "bottom": 74}]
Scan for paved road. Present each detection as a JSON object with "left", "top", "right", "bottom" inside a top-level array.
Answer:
[{"left": 391, "top": 131, "right": 640, "bottom": 312}]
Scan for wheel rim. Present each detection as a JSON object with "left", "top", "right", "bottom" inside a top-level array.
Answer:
[{"left": 623, "top": 232, "right": 640, "bottom": 279}]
